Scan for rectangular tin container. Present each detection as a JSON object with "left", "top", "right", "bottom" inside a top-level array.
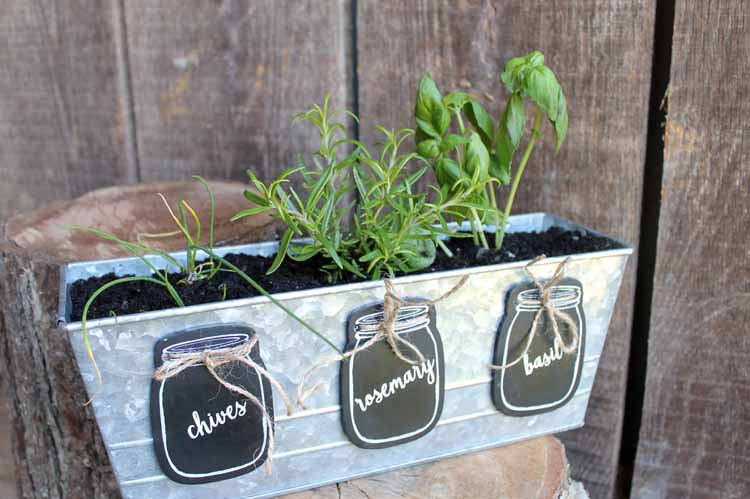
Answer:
[{"left": 60, "top": 213, "right": 632, "bottom": 499}]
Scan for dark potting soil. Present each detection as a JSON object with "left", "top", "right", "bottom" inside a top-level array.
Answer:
[{"left": 69, "top": 227, "right": 622, "bottom": 321}]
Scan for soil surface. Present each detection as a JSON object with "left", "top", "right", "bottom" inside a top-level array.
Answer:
[{"left": 69, "top": 227, "right": 622, "bottom": 321}]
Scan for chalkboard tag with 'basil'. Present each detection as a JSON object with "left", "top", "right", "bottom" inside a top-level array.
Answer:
[
  {"left": 492, "top": 278, "right": 586, "bottom": 416},
  {"left": 150, "top": 325, "right": 273, "bottom": 484},
  {"left": 341, "top": 302, "right": 445, "bottom": 449}
]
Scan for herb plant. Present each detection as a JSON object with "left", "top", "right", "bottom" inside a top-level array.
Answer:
[
  {"left": 71, "top": 177, "right": 337, "bottom": 382},
  {"left": 414, "top": 50, "right": 568, "bottom": 250},
  {"left": 233, "top": 97, "right": 488, "bottom": 281}
]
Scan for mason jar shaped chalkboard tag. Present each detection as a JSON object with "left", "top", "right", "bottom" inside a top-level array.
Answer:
[
  {"left": 150, "top": 325, "right": 273, "bottom": 484},
  {"left": 492, "top": 277, "right": 585, "bottom": 416},
  {"left": 341, "top": 303, "right": 445, "bottom": 449}
]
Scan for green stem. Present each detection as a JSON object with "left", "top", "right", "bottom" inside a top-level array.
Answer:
[
  {"left": 82, "top": 276, "right": 183, "bottom": 384},
  {"left": 469, "top": 207, "right": 488, "bottom": 249},
  {"left": 488, "top": 184, "right": 501, "bottom": 248},
  {"left": 496, "top": 106, "right": 543, "bottom": 250},
  {"left": 193, "top": 245, "right": 344, "bottom": 357}
]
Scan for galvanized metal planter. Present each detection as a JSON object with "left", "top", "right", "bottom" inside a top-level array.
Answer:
[{"left": 59, "top": 213, "right": 632, "bottom": 499}]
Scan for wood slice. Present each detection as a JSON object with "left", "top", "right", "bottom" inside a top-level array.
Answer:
[
  {"left": 281, "top": 437, "right": 578, "bottom": 499},
  {"left": 4, "top": 180, "right": 279, "bottom": 262}
]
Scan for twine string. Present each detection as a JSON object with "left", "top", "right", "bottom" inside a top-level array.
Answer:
[
  {"left": 295, "top": 275, "right": 469, "bottom": 409},
  {"left": 153, "top": 336, "right": 292, "bottom": 473},
  {"left": 489, "top": 255, "right": 580, "bottom": 371}
]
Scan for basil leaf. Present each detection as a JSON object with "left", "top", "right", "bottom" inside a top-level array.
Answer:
[
  {"left": 435, "top": 157, "right": 462, "bottom": 185},
  {"left": 439, "top": 134, "right": 469, "bottom": 153},
  {"left": 526, "top": 50, "right": 545, "bottom": 68},
  {"left": 464, "top": 101, "right": 494, "bottom": 148},
  {"left": 417, "top": 138, "right": 440, "bottom": 159},
  {"left": 501, "top": 55, "right": 528, "bottom": 93},
  {"left": 415, "top": 73, "right": 450, "bottom": 137},
  {"left": 465, "top": 133, "right": 489, "bottom": 183},
  {"left": 496, "top": 94, "right": 526, "bottom": 178},
  {"left": 443, "top": 91, "right": 470, "bottom": 110},
  {"left": 524, "top": 66, "right": 560, "bottom": 122},
  {"left": 490, "top": 152, "right": 510, "bottom": 185},
  {"left": 554, "top": 86, "right": 568, "bottom": 153}
]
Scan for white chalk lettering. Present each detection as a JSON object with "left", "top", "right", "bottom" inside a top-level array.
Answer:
[
  {"left": 187, "top": 401, "right": 248, "bottom": 440},
  {"left": 523, "top": 340, "right": 564, "bottom": 376},
  {"left": 354, "top": 360, "right": 436, "bottom": 413}
]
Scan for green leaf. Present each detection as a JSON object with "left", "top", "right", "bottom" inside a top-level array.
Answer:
[
  {"left": 242, "top": 189, "right": 268, "bottom": 207},
  {"left": 500, "top": 56, "right": 529, "bottom": 93},
  {"left": 267, "top": 229, "right": 293, "bottom": 274},
  {"left": 489, "top": 153, "right": 510, "bottom": 185},
  {"left": 401, "top": 228, "right": 436, "bottom": 271},
  {"left": 553, "top": 86, "right": 568, "bottom": 152},
  {"left": 359, "top": 249, "right": 381, "bottom": 262},
  {"left": 443, "top": 91, "right": 469, "bottom": 110},
  {"left": 464, "top": 101, "right": 494, "bottom": 148},
  {"left": 465, "top": 132, "right": 489, "bottom": 183},
  {"left": 435, "top": 157, "right": 462, "bottom": 186},
  {"left": 439, "top": 134, "right": 469, "bottom": 153},
  {"left": 231, "top": 206, "right": 272, "bottom": 218},
  {"left": 524, "top": 66, "right": 560, "bottom": 122},
  {"left": 495, "top": 94, "right": 526, "bottom": 178},
  {"left": 526, "top": 50, "right": 545, "bottom": 68},
  {"left": 415, "top": 73, "right": 450, "bottom": 138},
  {"left": 417, "top": 138, "right": 440, "bottom": 158}
]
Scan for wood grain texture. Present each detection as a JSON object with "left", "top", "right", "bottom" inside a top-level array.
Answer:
[
  {"left": 632, "top": 2, "right": 750, "bottom": 498},
  {"left": 356, "top": 2, "right": 655, "bottom": 497},
  {"left": 0, "top": 0, "right": 137, "bottom": 223},
  {"left": 124, "top": 0, "right": 354, "bottom": 184},
  {"left": 281, "top": 437, "right": 574, "bottom": 499},
  {"left": 5, "top": 180, "right": 279, "bottom": 261}
]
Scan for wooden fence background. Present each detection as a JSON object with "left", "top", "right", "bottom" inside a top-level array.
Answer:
[{"left": 0, "top": 1, "right": 747, "bottom": 498}]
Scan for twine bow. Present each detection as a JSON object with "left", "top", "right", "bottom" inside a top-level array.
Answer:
[
  {"left": 153, "top": 336, "right": 293, "bottom": 473},
  {"left": 489, "top": 255, "right": 579, "bottom": 371},
  {"left": 295, "top": 275, "right": 469, "bottom": 408}
]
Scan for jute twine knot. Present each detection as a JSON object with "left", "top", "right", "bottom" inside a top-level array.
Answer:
[
  {"left": 295, "top": 275, "right": 469, "bottom": 409},
  {"left": 489, "top": 255, "right": 579, "bottom": 371},
  {"left": 153, "top": 336, "right": 293, "bottom": 473}
]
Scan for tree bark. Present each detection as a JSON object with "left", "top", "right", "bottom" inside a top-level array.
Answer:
[{"left": 0, "top": 242, "right": 121, "bottom": 499}]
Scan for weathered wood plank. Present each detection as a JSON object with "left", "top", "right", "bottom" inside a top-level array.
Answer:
[
  {"left": 356, "top": 2, "right": 655, "bottom": 497},
  {"left": 0, "top": 0, "right": 137, "bottom": 223},
  {"left": 124, "top": 0, "right": 354, "bottom": 184},
  {"left": 632, "top": 2, "right": 750, "bottom": 498}
]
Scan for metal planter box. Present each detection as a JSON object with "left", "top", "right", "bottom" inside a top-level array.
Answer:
[{"left": 59, "top": 213, "right": 632, "bottom": 499}]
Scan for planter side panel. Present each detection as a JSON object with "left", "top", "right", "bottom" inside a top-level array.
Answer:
[{"left": 68, "top": 254, "right": 627, "bottom": 499}]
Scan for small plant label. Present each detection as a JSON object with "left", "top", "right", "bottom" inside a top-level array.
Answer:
[
  {"left": 492, "top": 278, "right": 586, "bottom": 416},
  {"left": 150, "top": 325, "right": 273, "bottom": 484},
  {"left": 341, "top": 303, "right": 445, "bottom": 449}
]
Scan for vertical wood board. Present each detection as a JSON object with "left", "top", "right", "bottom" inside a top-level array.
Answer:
[
  {"left": 632, "top": 2, "right": 750, "bottom": 498},
  {"left": 124, "top": 0, "right": 354, "bottom": 185},
  {"left": 0, "top": 0, "right": 136, "bottom": 222},
  {"left": 356, "top": 2, "right": 655, "bottom": 496}
]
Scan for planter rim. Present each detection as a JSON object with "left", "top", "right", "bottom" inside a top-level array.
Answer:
[{"left": 60, "top": 212, "right": 632, "bottom": 331}]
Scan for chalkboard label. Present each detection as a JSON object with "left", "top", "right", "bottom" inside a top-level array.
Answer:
[
  {"left": 492, "top": 278, "right": 585, "bottom": 416},
  {"left": 150, "top": 325, "right": 273, "bottom": 484},
  {"left": 341, "top": 303, "right": 444, "bottom": 449}
]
